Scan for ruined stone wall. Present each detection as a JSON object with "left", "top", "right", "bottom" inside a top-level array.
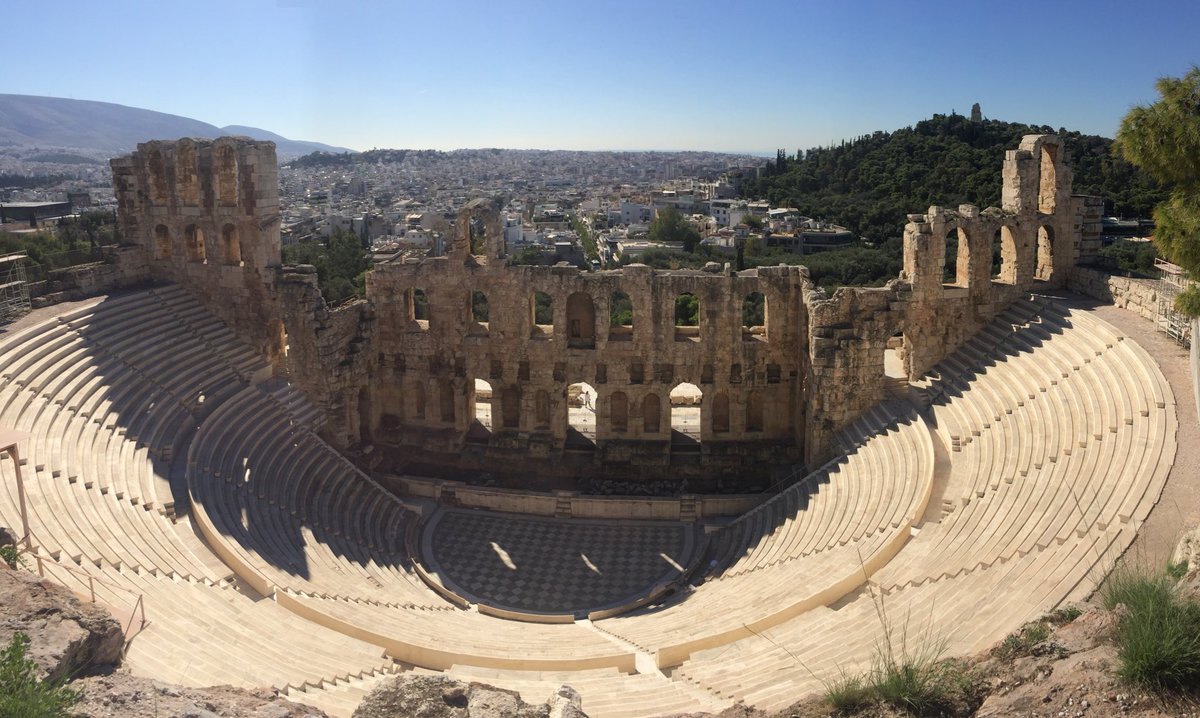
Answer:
[
  {"left": 362, "top": 254, "right": 810, "bottom": 477},
  {"left": 27, "top": 245, "right": 149, "bottom": 307},
  {"left": 1067, "top": 267, "right": 1162, "bottom": 322},
  {"left": 111, "top": 138, "right": 285, "bottom": 365},
  {"left": 104, "top": 133, "right": 1084, "bottom": 485},
  {"left": 276, "top": 267, "right": 377, "bottom": 447}
]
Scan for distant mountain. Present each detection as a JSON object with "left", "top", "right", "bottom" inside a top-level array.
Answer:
[
  {"left": 0, "top": 94, "right": 353, "bottom": 159},
  {"left": 218, "top": 125, "right": 352, "bottom": 158}
]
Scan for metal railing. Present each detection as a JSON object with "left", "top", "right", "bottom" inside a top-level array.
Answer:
[{"left": 12, "top": 533, "right": 147, "bottom": 641}]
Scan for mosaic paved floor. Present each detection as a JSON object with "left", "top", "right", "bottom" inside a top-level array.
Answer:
[{"left": 424, "top": 509, "right": 698, "bottom": 615}]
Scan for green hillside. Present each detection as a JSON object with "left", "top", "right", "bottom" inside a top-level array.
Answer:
[{"left": 748, "top": 113, "right": 1166, "bottom": 243}]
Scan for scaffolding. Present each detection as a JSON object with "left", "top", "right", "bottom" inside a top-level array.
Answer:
[
  {"left": 0, "top": 253, "right": 32, "bottom": 323},
  {"left": 1155, "top": 257, "right": 1192, "bottom": 347}
]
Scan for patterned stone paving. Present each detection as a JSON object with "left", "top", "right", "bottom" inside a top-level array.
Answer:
[{"left": 424, "top": 509, "right": 697, "bottom": 614}]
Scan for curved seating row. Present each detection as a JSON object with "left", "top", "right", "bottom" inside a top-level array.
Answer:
[
  {"left": 0, "top": 287, "right": 1176, "bottom": 718},
  {"left": 594, "top": 400, "right": 934, "bottom": 667}
]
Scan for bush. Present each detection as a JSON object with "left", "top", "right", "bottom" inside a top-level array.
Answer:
[
  {"left": 0, "top": 633, "right": 81, "bottom": 717},
  {"left": 0, "top": 543, "right": 21, "bottom": 569},
  {"left": 1102, "top": 562, "right": 1200, "bottom": 692}
]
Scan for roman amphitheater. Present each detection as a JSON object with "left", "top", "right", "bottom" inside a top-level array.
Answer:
[{"left": 0, "top": 135, "right": 1190, "bottom": 717}]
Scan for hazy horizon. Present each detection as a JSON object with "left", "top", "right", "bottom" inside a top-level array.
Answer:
[{"left": 6, "top": 0, "right": 1198, "bottom": 154}]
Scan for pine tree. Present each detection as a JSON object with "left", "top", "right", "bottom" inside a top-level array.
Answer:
[{"left": 1116, "top": 67, "right": 1200, "bottom": 315}]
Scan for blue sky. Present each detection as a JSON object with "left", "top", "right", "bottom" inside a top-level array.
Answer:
[{"left": 5, "top": 0, "right": 1198, "bottom": 153}]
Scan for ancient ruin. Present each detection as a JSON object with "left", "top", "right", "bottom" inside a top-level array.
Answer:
[
  {"left": 0, "top": 133, "right": 1178, "bottom": 718},
  {"left": 111, "top": 133, "right": 1089, "bottom": 488}
]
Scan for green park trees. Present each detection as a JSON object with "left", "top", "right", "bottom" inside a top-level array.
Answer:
[
  {"left": 648, "top": 206, "right": 701, "bottom": 253},
  {"left": 1116, "top": 67, "right": 1200, "bottom": 315}
]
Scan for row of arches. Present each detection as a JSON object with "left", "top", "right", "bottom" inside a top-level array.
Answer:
[
  {"left": 941, "top": 224, "right": 1056, "bottom": 288},
  {"left": 468, "top": 380, "right": 766, "bottom": 443},
  {"left": 408, "top": 288, "right": 769, "bottom": 343},
  {"left": 153, "top": 223, "right": 242, "bottom": 265}
]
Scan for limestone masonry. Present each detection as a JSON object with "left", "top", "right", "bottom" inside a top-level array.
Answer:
[{"left": 110, "top": 134, "right": 1092, "bottom": 486}]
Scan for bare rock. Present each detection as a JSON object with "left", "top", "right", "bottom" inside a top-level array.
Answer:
[
  {"left": 69, "top": 672, "right": 329, "bottom": 718},
  {"left": 546, "top": 686, "right": 585, "bottom": 718},
  {"left": 0, "top": 566, "right": 124, "bottom": 680},
  {"left": 353, "top": 675, "right": 578, "bottom": 718}
]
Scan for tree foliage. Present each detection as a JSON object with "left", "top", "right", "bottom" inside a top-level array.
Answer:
[
  {"left": 281, "top": 229, "right": 371, "bottom": 305},
  {"left": 648, "top": 206, "right": 701, "bottom": 253},
  {"left": 750, "top": 114, "right": 1166, "bottom": 244},
  {"left": 1116, "top": 67, "right": 1200, "bottom": 315}
]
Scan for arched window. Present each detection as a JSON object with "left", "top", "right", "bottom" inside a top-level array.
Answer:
[
  {"left": 222, "top": 223, "right": 241, "bottom": 265},
  {"left": 742, "top": 292, "right": 766, "bottom": 341},
  {"left": 147, "top": 149, "right": 168, "bottom": 205},
  {"left": 534, "top": 390, "right": 551, "bottom": 430},
  {"left": 1036, "top": 225, "right": 1054, "bottom": 281},
  {"left": 566, "top": 292, "right": 596, "bottom": 348},
  {"left": 412, "top": 289, "right": 429, "bottom": 322},
  {"left": 1039, "top": 144, "right": 1057, "bottom": 214},
  {"left": 674, "top": 292, "right": 699, "bottom": 341},
  {"left": 175, "top": 142, "right": 199, "bottom": 205},
  {"left": 642, "top": 394, "right": 661, "bottom": 434},
  {"left": 439, "top": 382, "right": 455, "bottom": 423},
  {"left": 712, "top": 392, "right": 730, "bottom": 433},
  {"left": 185, "top": 224, "right": 206, "bottom": 263},
  {"left": 501, "top": 386, "right": 520, "bottom": 429},
  {"left": 746, "top": 391, "right": 764, "bottom": 432},
  {"left": 470, "top": 291, "right": 489, "bottom": 335},
  {"left": 217, "top": 145, "right": 238, "bottom": 207},
  {"left": 945, "top": 228, "right": 969, "bottom": 287},
  {"left": 531, "top": 291, "right": 553, "bottom": 337},
  {"left": 610, "top": 290, "right": 633, "bottom": 341},
  {"left": 154, "top": 224, "right": 171, "bottom": 260},
  {"left": 992, "top": 227, "right": 1017, "bottom": 285},
  {"left": 414, "top": 383, "right": 427, "bottom": 421},
  {"left": 610, "top": 391, "right": 628, "bottom": 433}
]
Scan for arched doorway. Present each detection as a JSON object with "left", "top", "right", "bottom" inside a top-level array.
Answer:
[
  {"left": 669, "top": 382, "right": 702, "bottom": 450},
  {"left": 465, "top": 379, "right": 489, "bottom": 441},
  {"left": 566, "top": 382, "right": 597, "bottom": 448}
]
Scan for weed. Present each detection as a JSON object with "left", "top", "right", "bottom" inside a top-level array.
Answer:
[
  {"left": 1101, "top": 561, "right": 1175, "bottom": 612},
  {"left": 994, "top": 622, "right": 1051, "bottom": 659},
  {"left": 0, "top": 632, "right": 81, "bottom": 718},
  {"left": 823, "top": 668, "right": 872, "bottom": 715},
  {"left": 1102, "top": 561, "right": 1200, "bottom": 692},
  {"left": 1045, "top": 605, "right": 1082, "bottom": 625},
  {"left": 1167, "top": 561, "right": 1189, "bottom": 580}
]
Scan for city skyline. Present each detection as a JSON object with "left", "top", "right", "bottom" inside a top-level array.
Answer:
[{"left": 6, "top": 0, "right": 1198, "bottom": 154}]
